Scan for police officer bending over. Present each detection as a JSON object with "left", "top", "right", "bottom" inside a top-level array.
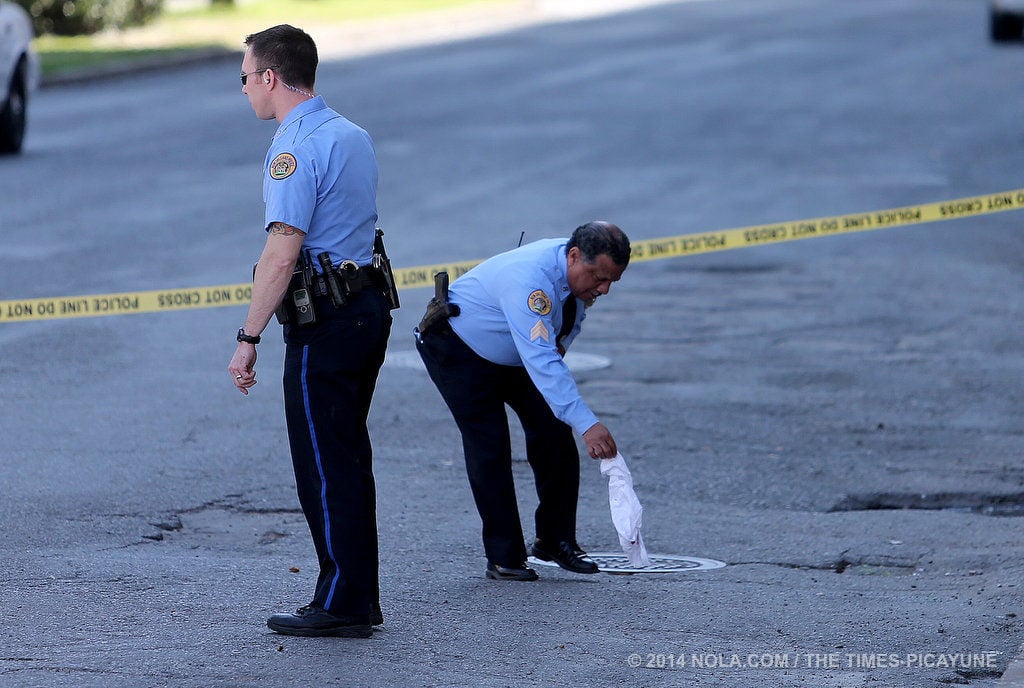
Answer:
[
  {"left": 228, "top": 25, "right": 397, "bottom": 637},
  {"left": 416, "top": 222, "right": 629, "bottom": 581}
]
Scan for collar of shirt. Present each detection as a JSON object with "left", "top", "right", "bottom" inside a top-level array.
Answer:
[
  {"left": 272, "top": 95, "right": 328, "bottom": 142},
  {"left": 554, "top": 243, "right": 572, "bottom": 302}
]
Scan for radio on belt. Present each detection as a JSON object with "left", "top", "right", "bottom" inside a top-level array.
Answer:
[
  {"left": 291, "top": 250, "right": 317, "bottom": 326},
  {"left": 269, "top": 250, "right": 317, "bottom": 326}
]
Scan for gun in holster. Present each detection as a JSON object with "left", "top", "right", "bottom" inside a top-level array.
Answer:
[
  {"left": 415, "top": 271, "right": 460, "bottom": 339},
  {"left": 272, "top": 250, "right": 317, "bottom": 326},
  {"left": 372, "top": 228, "right": 401, "bottom": 310}
]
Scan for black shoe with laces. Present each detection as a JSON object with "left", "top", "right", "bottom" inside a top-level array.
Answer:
[
  {"left": 530, "top": 539, "right": 600, "bottom": 574},
  {"left": 267, "top": 604, "right": 373, "bottom": 637}
]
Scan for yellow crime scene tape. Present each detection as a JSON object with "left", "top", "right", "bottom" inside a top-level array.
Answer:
[{"left": 2, "top": 187, "right": 1022, "bottom": 324}]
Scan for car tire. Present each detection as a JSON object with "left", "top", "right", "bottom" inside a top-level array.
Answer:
[
  {"left": 0, "top": 59, "right": 28, "bottom": 155},
  {"left": 991, "top": 9, "right": 1024, "bottom": 42}
]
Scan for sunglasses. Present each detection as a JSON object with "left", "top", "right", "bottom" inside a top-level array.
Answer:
[{"left": 240, "top": 66, "right": 280, "bottom": 86}]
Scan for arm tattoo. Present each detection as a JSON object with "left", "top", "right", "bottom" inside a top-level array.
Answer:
[{"left": 269, "top": 222, "right": 304, "bottom": 237}]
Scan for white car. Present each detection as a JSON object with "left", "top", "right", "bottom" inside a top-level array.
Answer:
[
  {"left": 991, "top": 0, "right": 1024, "bottom": 42},
  {"left": 0, "top": 0, "right": 39, "bottom": 154}
]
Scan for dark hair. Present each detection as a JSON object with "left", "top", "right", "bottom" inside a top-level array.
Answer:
[
  {"left": 567, "top": 221, "right": 631, "bottom": 267},
  {"left": 244, "top": 24, "right": 318, "bottom": 90}
]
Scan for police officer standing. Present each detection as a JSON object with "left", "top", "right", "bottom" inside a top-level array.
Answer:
[
  {"left": 228, "top": 25, "right": 394, "bottom": 637},
  {"left": 415, "top": 222, "right": 630, "bottom": 581}
]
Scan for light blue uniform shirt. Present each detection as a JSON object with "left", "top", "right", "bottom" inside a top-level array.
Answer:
[
  {"left": 263, "top": 96, "right": 378, "bottom": 268},
  {"left": 448, "top": 239, "right": 599, "bottom": 436}
]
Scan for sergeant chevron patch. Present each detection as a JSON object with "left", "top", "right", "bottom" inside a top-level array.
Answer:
[{"left": 530, "top": 319, "right": 549, "bottom": 342}]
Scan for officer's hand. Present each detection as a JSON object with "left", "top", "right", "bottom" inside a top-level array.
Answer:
[
  {"left": 582, "top": 423, "right": 617, "bottom": 460},
  {"left": 228, "top": 343, "right": 258, "bottom": 395}
]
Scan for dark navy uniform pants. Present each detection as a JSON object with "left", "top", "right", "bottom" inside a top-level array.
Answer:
[
  {"left": 416, "top": 322, "right": 581, "bottom": 568},
  {"left": 283, "top": 289, "right": 391, "bottom": 618}
]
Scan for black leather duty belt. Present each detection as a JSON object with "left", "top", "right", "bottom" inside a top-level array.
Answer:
[{"left": 311, "top": 265, "right": 381, "bottom": 300}]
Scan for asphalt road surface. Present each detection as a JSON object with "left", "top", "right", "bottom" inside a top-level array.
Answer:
[{"left": 1, "top": 1, "right": 1023, "bottom": 686}]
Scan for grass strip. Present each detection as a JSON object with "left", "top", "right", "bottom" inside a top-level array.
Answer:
[{"left": 35, "top": 0, "right": 509, "bottom": 77}]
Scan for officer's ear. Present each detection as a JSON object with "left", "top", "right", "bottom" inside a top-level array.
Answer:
[{"left": 566, "top": 246, "right": 582, "bottom": 267}]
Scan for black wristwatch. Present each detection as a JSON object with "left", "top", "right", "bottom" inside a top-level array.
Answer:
[{"left": 236, "top": 328, "right": 261, "bottom": 345}]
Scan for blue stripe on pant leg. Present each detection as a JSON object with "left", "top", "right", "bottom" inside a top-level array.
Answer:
[{"left": 300, "top": 345, "right": 341, "bottom": 608}]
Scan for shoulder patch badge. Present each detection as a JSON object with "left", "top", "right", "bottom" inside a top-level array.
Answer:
[
  {"left": 528, "top": 289, "right": 552, "bottom": 316},
  {"left": 269, "top": 152, "right": 297, "bottom": 180}
]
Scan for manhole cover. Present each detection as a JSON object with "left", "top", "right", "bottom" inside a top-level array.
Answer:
[
  {"left": 528, "top": 552, "right": 727, "bottom": 574},
  {"left": 386, "top": 350, "right": 611, "bottom": 372}
]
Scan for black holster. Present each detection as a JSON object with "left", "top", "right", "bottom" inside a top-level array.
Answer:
[
  {"left": 415, "top": 271, "right": 460, "bottom": 339},
  {"left": 372, "top": 229, "right": 401, "bottom": 310}
]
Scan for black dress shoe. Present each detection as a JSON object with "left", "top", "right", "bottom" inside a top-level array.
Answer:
[
  {"left": 531, "top": 539, "right": 600, "bottom": 574},
  {"left": 267, "top": 604, "right": 372, "bottom": 638},
  {"left": 485, "top": 562, "right": 539, "bottom": 581}
]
